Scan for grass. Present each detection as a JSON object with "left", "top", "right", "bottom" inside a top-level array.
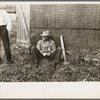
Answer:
[{"left": 0, "top": 17, "right": 100, "bottom": 82}]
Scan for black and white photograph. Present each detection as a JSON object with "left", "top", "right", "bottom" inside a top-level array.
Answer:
[{"left": 1, "top": 2, "right": 100, "bottom": 83}]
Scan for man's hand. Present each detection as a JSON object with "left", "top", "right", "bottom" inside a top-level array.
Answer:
[
  {"left": 47, "top": 52, "right": 51, "bottom": 56},
  {"left": 6, "top": 24, "right": 12, "bottom": 31},
  {"left": 42, "top": 51, "right": 51, "bottom": 56},
  {"left": 42, "top": 52, "right": 47, "bottom": 56}
]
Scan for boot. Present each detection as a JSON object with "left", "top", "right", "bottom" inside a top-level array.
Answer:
[
  {"left": 0, "top": 57, "right": 3, "bottom": 64},
  {"left": 6, "top": 60, "right": 14, "bottom": 64},
  {"left": 0, "top": 60, "right": 3, "bottom": 64}
]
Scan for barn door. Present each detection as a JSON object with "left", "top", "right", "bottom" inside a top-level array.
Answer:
[{"left": 16, "top": 4, "right": 30, "bottom": 48}]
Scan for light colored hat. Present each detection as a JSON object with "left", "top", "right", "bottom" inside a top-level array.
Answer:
[{"left": 41, "top": 30, "right": 50, "bottom": 36}]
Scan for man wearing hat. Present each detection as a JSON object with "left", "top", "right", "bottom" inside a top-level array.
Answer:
[
  {"left": 31, "top": 30, "right": 61, "bottom": 67},
  {"left": 0, "top": 7, "right": 14, "bottom": 64}
]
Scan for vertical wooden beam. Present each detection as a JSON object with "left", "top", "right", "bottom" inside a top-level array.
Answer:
[
  {"left": 17, "top": 4, "right": 30, "bottom": 48},
  {"left": 60, "top": 35, "right": 67, "bottom": 64}
]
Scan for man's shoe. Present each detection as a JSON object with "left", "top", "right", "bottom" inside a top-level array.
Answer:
[
  {"left": 34, "top": 60, "right": 39, "bottom": 68},
  {"left": 54, "top": 62, "right": 58, "bottom": 67},
  {"left": 0, "top": 61, "right": 3, "bottom": 64},
  {"left": 31, "top": 60, "right": 39, "bottom": 68},
  {"left": 6, "top": 60, "right": 14, "bottom": 64}
]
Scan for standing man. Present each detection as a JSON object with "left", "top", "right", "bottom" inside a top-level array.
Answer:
[
  {"left": 31, "top": 30, "right": 61, "bottom": 67},
  {"left": 0, "top": 7, "right": 14, "bottom": 64}
]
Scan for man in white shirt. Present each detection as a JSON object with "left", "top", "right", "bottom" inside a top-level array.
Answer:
[{"left": 0, "top": 7, "right": 14, "bottom": 64}]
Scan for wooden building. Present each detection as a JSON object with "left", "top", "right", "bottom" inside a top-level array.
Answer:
[{"left": 16, "top": 4, "right": 100, "bottom": 49}]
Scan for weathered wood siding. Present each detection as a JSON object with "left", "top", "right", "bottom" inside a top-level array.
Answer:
[{"left": 30, "top": 4, "right": 100, "bottom": 49}]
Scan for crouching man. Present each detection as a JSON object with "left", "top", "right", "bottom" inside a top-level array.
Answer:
[{"left": 31, "top": 30, "right": 61, "bottom": 67}]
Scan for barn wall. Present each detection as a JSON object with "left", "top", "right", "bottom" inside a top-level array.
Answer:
[{"left": 30, "top": 4, "right": 100, "bottom": 49}]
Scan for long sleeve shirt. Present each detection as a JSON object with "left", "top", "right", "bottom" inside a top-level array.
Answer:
[
  {"left": 0, "top": 10, "right": 12, "bottom": 31},
  {"left": 36, "top": 39, "right": 56, "bottom": 54}
]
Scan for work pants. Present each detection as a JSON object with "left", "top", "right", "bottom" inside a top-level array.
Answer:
[
  {"left": 0, "top": 25, "right": 12, "bottom": 62},
  {"left": 31, "top": 46, "right": 61, "bottom": 63}
]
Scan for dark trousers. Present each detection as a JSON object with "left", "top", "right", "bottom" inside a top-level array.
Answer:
[
  {"left": 0, "top": 25, "right": 12, "bottom": 62},
  {"left": 31, "top": 46, "right": 62, "bottom": 63}
]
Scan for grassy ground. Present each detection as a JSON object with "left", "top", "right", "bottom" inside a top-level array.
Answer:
[
  {"left": 1, "top": 43, "right": 100, "bottom": 82},
  {"left": 0, "top": 13, "right": 100, "bottom": 82}
]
